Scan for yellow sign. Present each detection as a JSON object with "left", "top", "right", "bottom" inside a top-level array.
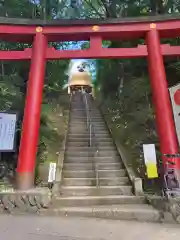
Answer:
[
  {"left": 36, "top": 26, "right": 43, "bottom": 33},
  {"left": 92, "top": 25, "right": 99, "bottom": 32},
  {"left": 146, "top": 162, "right": 158, "bottom": 179},
  {"left": 150, "top": 23, "right": 156, "bottom": 29}
]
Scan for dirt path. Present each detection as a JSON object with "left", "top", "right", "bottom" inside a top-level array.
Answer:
[{"left": 0, "top": 215, "right": 179, "bottom": 240}]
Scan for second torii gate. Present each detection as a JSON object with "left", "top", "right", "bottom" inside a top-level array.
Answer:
[{"left": 0, "top": 15, "right": 180, "bottom": 191}]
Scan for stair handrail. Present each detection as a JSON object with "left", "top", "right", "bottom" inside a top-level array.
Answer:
[{"left": 82, "top": 91, "right": 99, "bottom": 187}]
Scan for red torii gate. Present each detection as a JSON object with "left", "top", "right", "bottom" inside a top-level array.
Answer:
[{"left": 1, "top": 15, "right": 180, "bottom": 190}]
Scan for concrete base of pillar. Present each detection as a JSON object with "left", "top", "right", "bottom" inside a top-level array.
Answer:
[{"left": 16, "top": 172, "right": 34, "bottom": 190}]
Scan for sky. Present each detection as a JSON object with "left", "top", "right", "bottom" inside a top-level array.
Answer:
[
  {"left": 66, "top": 41, "right": 96, "bottom": 81},
  {"left": 62, "top": 41, "right": 96, "bottom": 90},
  {"left": 69, "top": 59, "right": 96, "bottom": 81}
]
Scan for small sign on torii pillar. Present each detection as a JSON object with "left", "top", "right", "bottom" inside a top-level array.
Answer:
[{"left": 169, "top": 83, "right": 180, "bottom": 145}]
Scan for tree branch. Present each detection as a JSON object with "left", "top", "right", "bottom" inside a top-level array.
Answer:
[
  {"left": 97, "top": 0, "right": 107, "bottom": 15},
  {"left": 99, "top": 0, "right": 112, "bottom": 18},
  {"left": 150, "top": 0, "right": 157, "bottom": 15},
  {"left": 84, "top": 0, "right": 105, "bottom": 18},
  {"left": 157, "top": 0, "right": 165, "bottom": 14}
]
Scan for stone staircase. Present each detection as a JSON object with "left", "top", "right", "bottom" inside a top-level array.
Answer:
[{"left": 46, "top": 91, "right": 161, "bottom": 222}]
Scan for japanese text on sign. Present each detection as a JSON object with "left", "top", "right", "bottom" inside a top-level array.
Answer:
[{"left": 0, "top": 113, "right": 17, "bottom": 151}]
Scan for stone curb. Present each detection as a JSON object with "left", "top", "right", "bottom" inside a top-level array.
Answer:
[
  {"left": 52, "top": 97, "right": 71, "bottom": 194},
  {"left": 145, "top": 194, "right": 180, "bottom": 223}
]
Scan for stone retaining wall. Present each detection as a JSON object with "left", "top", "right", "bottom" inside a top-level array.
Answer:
[{"left": 0, "top": 188, "right": 52, "bottom": 214}]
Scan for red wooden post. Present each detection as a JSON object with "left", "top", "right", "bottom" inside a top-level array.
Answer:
[
  {"left": 146, "top": 29, "right": 180, "bottom": 174},
  {"left": 16, "top": 28, "right": 47, "bottom": 190}
]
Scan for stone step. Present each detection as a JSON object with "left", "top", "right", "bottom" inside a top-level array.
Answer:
[
  {"left": 63, "top": 163, "right": 122, "bottom": 171},
  {"left": 70, "top": 106, "right": 85, "bottom": 109},
  {"left": 66, "top": 146, "right": 116, "bottom": 151},
  {"left": 67, "top": 142, "right": 90, "bottom": 147},
  {"left": 68, "top": 134, "right": 110, "bottom": 138},
  {"left": 60, "top": 186, "right": 133, "bottom": 196},
  {"left": 71, "top": 109, "right": 98, "bottom": 112},
  {"left": 40, "top": 204, "right": 160, "bottom": 223},
  {"left": 70, "top": 110, "right": 85, "bottom": 113},
  {"left": 71, "top": 107, "right": 84, "bottom": 109},
  {"left": 53, "top": 195, "right": 146, "bottom": 207},
  {"left": 91, "top": 130, "right": 109, "bottom": 133},
  {"left": 70, "top": 113, "right": 86, "bottom": 116},
  {"left": 70, "top": 122, "right": 105, "bottom": 125},
  {"left": 68, "top": 129, "right": 88, "bottom": 133},
  {"left": 88, "top": 122, "right": 105, "bottom": 125},
  {"left": 65, "top": 156, "right": 121, "bottom": 163},
  {"left": 70, "top": 110, "right": 87, "bottom": 112},
  {"left": 63, "top": 169, "right": 126, "bottom": 178},
  {"left": 70, "top": 106, "right": 83, "bottom": 108},
  {"left": 62, "top": 177, "right": 129, "bottom": 186},
  {"left": 70, "top": 117, "right": 103, "bottom": 120},
  {"left": 90, "top": 116, "right": 102, "bottom": 118},
  {"left": 70, "top": 109, "right": 85, "bottom": 112},
  {"left": 69, "top": 122, "right": 87, "bottom": 125},
  {"left": 69, "top": 119, "right": 87, "bottom": 122},
  {"left": 68, "top": 128, "right": 87, "bottom": 132},
  {"left": 69, "top": 128, "right": 108, "bottom": 132},
  {"left": 68, "top": 127, "right": 87, "bottom": 131},
  {"left": 67, "top": 137, "right": 113, "bottom": 142},
  {"left": 0, "top": 182, "right": 12, "bottom": 188},
  {"left": 71, "top": 109, "right": 85, "bottom": 111},
  {"left": 65, "top": 151, "right": 119, "bottom": 157},
  {"left": 91, "top": 112, "right": 101, "bottom": 114},
  {"left": 69, "top": 123, "right": 87, "bottom": 126},
  {"left": 70, "top": 113, "right": 85, "bottom": 116},
  {"left": 71, "top": 111, "right": 85, "bottom": 113},
  {"left": 93, "top": 126, "right": 107, "bottom": 129},
  {"left": 70, "top": 116, "right": 102, "bottom": 120},
  {"left": 93, "top": 125, "right": 107, "bottom": 128},
  {"left": 67, "top": 133, "right": 89, "bottom": 136},
  {"left": 91, "top": 114, "right": 102, "bottom": 117},
  {"left": 70, "top": 112, "right": 86, "bottom": 115},
  {"left": 67, "top": 141, "right": 114, "bottom": 147},
  {"left": 70, "top": 125, "right": 106, "bottom": 130},
  {"left": 70, "top": 103, "right": 84, "bottom": 106},
  {"left": 70, "top": 116, "right": 86, "bottom": 119}
]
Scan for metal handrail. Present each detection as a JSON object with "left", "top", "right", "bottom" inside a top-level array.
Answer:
[{"left": 82, "top": 90, "right": 99, "bottom": 187}]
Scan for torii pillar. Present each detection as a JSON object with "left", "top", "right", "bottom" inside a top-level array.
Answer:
[
  {"left": 146, "top": 26, "right": 180, "bottom": 181},
  {"left": 16, "top": 27, "right": 47, "bottom": 190}
]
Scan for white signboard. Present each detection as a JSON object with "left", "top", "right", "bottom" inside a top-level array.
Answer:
[
  {"left": 143, "top": 144, "right": 157, "bottom": 164},
  {"left": 143, "top": 144, "right": 158, "bottom": 178},
  {"left": 169, "top": 83, "right": 180, "bottom": 145},
  {"left": 0, "top": 113, "right": 17, "bottom": 151},
  {"left": 48, "top": 162, "right": 56, "bottom": 183}
]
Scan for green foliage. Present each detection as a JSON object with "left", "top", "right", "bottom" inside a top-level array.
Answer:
[{"left": 1, "top": 0, "right": 34, "bottom": 18}]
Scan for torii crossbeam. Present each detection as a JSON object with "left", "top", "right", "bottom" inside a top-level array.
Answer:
[{"left": 1, "top": 15, "right": 180, "bottom": 191}]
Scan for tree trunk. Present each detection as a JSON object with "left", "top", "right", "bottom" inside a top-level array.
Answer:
[
  {"left": 1, "top": 61, "right": 4, "bottom": 77},
  {"left": 150, "top": 0, "right": 165, "bottom": 14},
  {"left": 157, "top": 0, "right": 165, "bottom": 14},
  {"left": 43, "top": 0, "right": 47, "bottom": 20},
  {"left": 150, "top": 0, "right": 157, "bottom": 15},
  {"left": 101, "top": 0, "right": 117, "bottom": 18}
]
